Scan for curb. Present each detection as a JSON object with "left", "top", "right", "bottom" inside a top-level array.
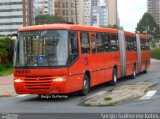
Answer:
[{"left": 83, "top": 82, "right": 155, "bottom": 106}]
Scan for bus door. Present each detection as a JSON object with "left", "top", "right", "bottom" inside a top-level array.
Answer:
[
  {"left": 68, "top": 31, "right": 83, "bottom": 91},
  {"left": 89, "top": 33, "right": 98, "bottom": 86}
]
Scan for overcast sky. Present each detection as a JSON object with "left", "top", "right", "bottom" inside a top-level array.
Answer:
[{"left": 118, "top": 0, "right": 147, "bottom": 32}]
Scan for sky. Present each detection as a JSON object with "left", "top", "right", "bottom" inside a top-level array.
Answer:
[{"left": 118, "top": 0, "right": 147, "bottom": 32}]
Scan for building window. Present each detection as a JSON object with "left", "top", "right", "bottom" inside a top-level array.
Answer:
[
  {"left": 66, "top": 2, "right": 68, "bottom": 8},
  {"left": 63, "top": 10, "right": 65, "bottom": 15},
  {"left": 63, "top": 2, "right": 65, "bottom": 8}
]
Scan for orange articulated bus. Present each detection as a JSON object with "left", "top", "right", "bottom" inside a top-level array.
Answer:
[{"left": 13, "top": 24, "right": 151, "bottom": 96}]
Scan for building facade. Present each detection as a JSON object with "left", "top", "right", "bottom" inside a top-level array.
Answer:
[
  {"left": 91, "top": 0, "right": 108, "bottom": 27},
  {"left": 76, "top": 0, "right": 117, "bottom": 27},
  {"left": 76, "top": 0, "right": 92, "bottom": 26},
  {"left": 34, "top": 0, "right": 55, "bottom": 16},
  {"left": 0, "top": 0, "right": 34, "bottom": 35},
  {"left": 106, "top": 0, "right": 118, "bottom": 26},
  {"left": 147, "top": 0, "right": 160, "bottom": 25},
  {"left": 54, "top": 0, "right": 76, "bottom": 23}
]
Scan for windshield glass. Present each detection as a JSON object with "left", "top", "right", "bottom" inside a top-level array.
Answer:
[{"left": 14, "top": 30, "right": 69, "bottom": 67}]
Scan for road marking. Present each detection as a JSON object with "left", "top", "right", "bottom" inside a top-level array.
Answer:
[
  {"left": 16, "top": 94, "right": 29, "bottom": 98},
  {"left": 86, "top": 91, "right": 107, "bottom": 99},
  {"left": 140, "top": 90, "right": 157, "bottom": 100}
]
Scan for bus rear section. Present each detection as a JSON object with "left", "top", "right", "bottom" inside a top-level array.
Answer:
[{"left": 139, "top": 34, "right": 151, "bottom": 73}]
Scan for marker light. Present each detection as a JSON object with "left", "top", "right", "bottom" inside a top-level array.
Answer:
[
  {"left": 52, "top": 78, "right": 66, "bottom": 82},
  {"left": 14, "top": 79, "right": 23, "bottom": 83}
]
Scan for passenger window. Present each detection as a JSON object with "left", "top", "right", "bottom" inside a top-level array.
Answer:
[
  {"left": 91, "top": 35, "right": 96, "bottom": 54},
  {"left": 140, "top": 38, "right": 146, "bottom": 51},
  {"left": 146, "top": 39, "right": 150, "bottom": 50},
  {"left": 69, "top": 31, "right": 79, "bottom": 54},
  {"left": 133, "top": 37, "right": 137, "bottom": 51},
  {"left": 96, "top": 33, "right": 104, "bottom": 53},
  {"left": 103, "top": 33, "right": 110, "bottom": 52},
  {"left": 68, "top": 31, "right": 79, "bottom": 64},
  {"left": 110, "top": 34, "right": 118, "bottom": 52},
  {"left": 126, "top": 36, "right": 137, "bottom": 51},
  {"left": 80, "top": 32, "right": 90, "bottom": 54}
]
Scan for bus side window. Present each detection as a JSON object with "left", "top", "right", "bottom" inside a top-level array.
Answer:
[
  {"left": 80, "top": 32, "right": 90, "bottom": 54},
  {"left": 69, "top": 31, "right": 79, "bottom": 54},
  {"left": 96, "top": 33, "right": 104, "bottom": 53},
  {"left": 103, "top": 33, "right": 110, "bottom": 52},
  {"left": 68, "top": 31, "right": 79, "bottom": 64},
  {"left": 133, "top": 37, "right": 137, "bottom": 51},
  {"left": 146, "top": 39, "right": 150, "bottom": 50},
  {"left": 91, "top": 34, "right": 96, "bottom": 54},
  {"left": 110, "top": 34, "right": 118, "bottom": 52},
  {"left": 140, "top": 38, "right": 146, "bottom": 51},
  {"left": 126, "top": 36, "right": 130, "bottom": 51}
]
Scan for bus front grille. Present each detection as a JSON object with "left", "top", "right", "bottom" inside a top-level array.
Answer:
[{"left": 24, "top": 77, "right": 52, "bottom": 90}]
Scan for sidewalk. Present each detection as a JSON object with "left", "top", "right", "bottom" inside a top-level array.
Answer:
[
  {"left": 151, "top": 58, "right": 160, "bottom": 63},
  {"left": 0, "top": 74, "right": 16, "bottom": 97}
]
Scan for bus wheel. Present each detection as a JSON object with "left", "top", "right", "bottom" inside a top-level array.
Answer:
[
  {"left": 80, "top": 75, "right": 90, "bottom": 96},
  {"left": 131, "top": 64, "right": 136, "bottom": 79},
  {"left": 144, "top": 61, "right": 147, "bottom": 73},
  {"left": 110, "top": 68, "right": 117, "bottom": 86}
]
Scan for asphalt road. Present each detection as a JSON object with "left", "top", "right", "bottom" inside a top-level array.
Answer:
[{"left": 0, "top": 59, "right": 160, "bottom": 119}]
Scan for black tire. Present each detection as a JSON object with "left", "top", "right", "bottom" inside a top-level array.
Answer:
[
  {"left": 110, "top": 68, "right": 117, "bottom": 86},
  {"left": 131, "top": 64, "right": 136, "bottom": 79},
  {"left": 79, "top": 75, "right": 90, "bottom": 96},
  {"left": 38, "top": 95, "right": 42, "bottom": 98},
  {"left": 144, "top": 61, "right": 148, "bottom": 73}
]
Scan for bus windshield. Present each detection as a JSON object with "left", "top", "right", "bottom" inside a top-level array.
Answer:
[{"left": 14, "top": 30, "right": 69, "bottom": 67}]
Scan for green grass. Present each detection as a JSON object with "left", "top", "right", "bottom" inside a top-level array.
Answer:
[
  {"left": 104, "top": 97, "right": 112, "bottom": 101},
  {"left": 151, "top": 48, "right": 160, "bottom": 60},
  {"left": 0, "top": 67, "right": 13, "bottom": 76}
]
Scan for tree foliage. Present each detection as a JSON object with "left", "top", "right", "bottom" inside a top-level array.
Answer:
[
  {"left": 0, "top": 37, "right": 14, "bottom": 63},
  {"left": 35, "top": 15, "right": 69, "bottom": 25},
  {"left": 136, "top": 13, "right": 160, "bottom": 38},
  {"left": 101, "top": 24, "right": 124, "bottom": 30}
]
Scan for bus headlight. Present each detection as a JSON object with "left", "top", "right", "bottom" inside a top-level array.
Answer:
[
  {"left": 52, "top": 78, "right": 66, "bottom": 82},
  {"left": 14, "top": 79, "right": 23, "bottom": 83}
]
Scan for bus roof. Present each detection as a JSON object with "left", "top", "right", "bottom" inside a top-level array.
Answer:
[
  {"left": 18, "top": 24, "right": 118, "bottom": 33},
  {"left": 139, "top": 34, "right": 150, "bottom": 39},
  {"left": 124, "top": 31, "right": 136, "bottom": 36}
]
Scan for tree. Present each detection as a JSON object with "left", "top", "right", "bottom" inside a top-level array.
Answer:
[
  {"left": 35, "top": 15, "right": 69, "bottom": 25},
  {"left": 101, "top": 24, "right": 124, "bottom": 30},
  {"left": 136, "top": 13, "right": 160, "bottom": 38},
  {"left": 0, "top": 37, "right": 14, "bottom": 63},
  {"left": 151, "top": 38, "right": 156, "bottom": 48}
]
